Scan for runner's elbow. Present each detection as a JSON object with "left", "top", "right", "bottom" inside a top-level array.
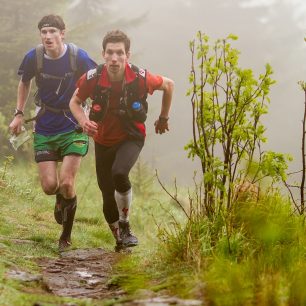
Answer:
[
  {"left": 163, "top": 77, "right": 174, "bottom": 93},
  {"left": 70, "top": 96, "right": 82, "bottom": 108}
]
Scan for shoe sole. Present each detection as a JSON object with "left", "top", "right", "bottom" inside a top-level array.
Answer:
[
  {"left": 123, "top": 242, "right": 138, "bottom": 248},
  {"left": 115, "top": 245, "right": 133, "bottom": 253}
]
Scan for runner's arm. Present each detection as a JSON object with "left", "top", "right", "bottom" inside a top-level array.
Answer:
[
  {"left": 154, "top": 76, "right": 174, "bottom": 134},
  {"left": 9, "top": 79, "right": 32, "bottom": 135},
  {"left": 70, "top": 89, "right": 98, "bottom": 136}
]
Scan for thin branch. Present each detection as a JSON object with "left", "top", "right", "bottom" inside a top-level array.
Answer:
[
  {"left": 155, "top": 170, "right": 190, "bottom": 220},
  {"left": 283, "top": 179, "right": 301, "bottom": 214}
]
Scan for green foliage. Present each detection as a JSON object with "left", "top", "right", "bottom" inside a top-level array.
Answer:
[
  {"left": 259, "top": 151, "right": 292, "bottom": 182},
  {"left": 0, "top": 112, "right": 10, "bottom": 155},
  {"left": 186, "top": 31, "right": 287, "bottom": 216},
  {"left": 155, "top": 190, "right": 306, "bottom": 305},
  {"left": 132, "top": 32, "right": 306, "bottom": 305},
  {"left": 298, "top": 80, "right": 306, "bottom": 91}
]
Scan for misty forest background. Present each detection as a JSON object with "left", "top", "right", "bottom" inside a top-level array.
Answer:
[
  {"left": 1, "top": 0, "right": 306, "bottom": 306},
  {"left": 0, "top": 0, "right": 305, "bottom": 183}
]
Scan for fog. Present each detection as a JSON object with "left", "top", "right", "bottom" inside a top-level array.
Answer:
[{"left": 62, "top": 1, "right": 306, "bottom": 184}]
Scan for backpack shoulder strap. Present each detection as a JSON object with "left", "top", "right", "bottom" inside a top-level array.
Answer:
[
  {"left": 36, "top": 43, "right": 79, "bottom": 74},
  {"left": 86, "top": 63, "right": 104, "bottom": 82},
  {"left": 85, "top": 64, "right": 108, "bottom": 102},
  {"left": 130, "top": 64, "right": 146, "bottom": 79},
  {"left": 67, "top": 43, "right": 78, "bottom": 72},
  {"left": 35, "top": 44, "right": 44, "bottom": 75},
  {"left": 35, "top": 44, "right": 45, "bottom": 88},
  {"left": 93, "top": 64, "right": 107, "bottom": 97},
  {"left": 128, "top": 64, "right": 147, "bottom": 100},
  {"left": 96, "top": 63, "right": 104, "bottom": 77}
]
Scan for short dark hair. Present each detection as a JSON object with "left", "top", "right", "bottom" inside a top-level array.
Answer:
[
  {"left": 38, "top": 15, "right": 65, "bottom": 31},
  {"left": 102, "top": 30, "right": 130, "bottom": 53}
]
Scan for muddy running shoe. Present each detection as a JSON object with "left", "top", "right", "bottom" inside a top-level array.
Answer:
[
  {"left": 114, "top": 244, "right": 132, "bottom": 253},
  {"left": 58, "top": 238, "right": 72, "bottom": 252},
  {"left": 119, "top": 220, "right": 138, "bottom": 247},
  {"left": 109, "top": 225, "right": 124, "bottom": 252},
  {"left": 54, "top": 194, "right": 62, "bottom": 225},
  {"left": 114, "top": 241, "right": 124, "bottom": 252}
]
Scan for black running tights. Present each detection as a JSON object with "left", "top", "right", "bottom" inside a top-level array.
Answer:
[{"left": 94, "top": 139, "right": 144, "bottom": 224}]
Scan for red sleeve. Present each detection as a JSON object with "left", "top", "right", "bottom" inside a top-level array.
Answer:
[
  {"left": 76, "top": 73, "right": 96, "bottom": 101},
  {"left": 146, "top": 71, "right": 163, "bottom": 95}
]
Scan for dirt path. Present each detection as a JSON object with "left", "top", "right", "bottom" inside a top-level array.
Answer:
[
  {"left": 6, "top": 247, "right": 202, "bottom": 305},
  {"left": 37, "top": 248, "right": 124, "bottom": 300}
]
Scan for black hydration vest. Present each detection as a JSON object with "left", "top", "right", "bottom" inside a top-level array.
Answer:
[{"left": 88, "top": 64, "right": 148, "bottom": 139}]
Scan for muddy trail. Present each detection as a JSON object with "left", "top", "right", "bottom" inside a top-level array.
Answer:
[
  {"left": 6, "top": 247, "right": 202, "bottom": 306},
  {"left": 37, "top": 248, "right": 123, "bottom": 300}
]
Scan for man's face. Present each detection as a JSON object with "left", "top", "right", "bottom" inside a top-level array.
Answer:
[
  {"left": 102, "top": 42, "right": 130, "bottom": 80},
  {"left": 40, "top": 27, "right": 64, "bottom": 53}
]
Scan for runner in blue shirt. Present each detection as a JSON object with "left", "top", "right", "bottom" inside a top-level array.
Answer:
[{"left": 9, "top": 14, "right": 96, "bottom": 252}]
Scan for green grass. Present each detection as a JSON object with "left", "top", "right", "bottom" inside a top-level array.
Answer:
[
  {"left": 0, "top": 154, "right": 180, "bottom": 305},
  {"left": 8, "top": 153, "right": 306, "bottom": 305},
  {"left": 3, "top": 152, "right": 306, "bottom": 304},
  {"left": 137, "top": 190, "right": 306, "bottom": 306}
]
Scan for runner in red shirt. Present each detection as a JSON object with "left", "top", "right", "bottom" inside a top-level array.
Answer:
[{"left": 70, "top": 30, "right": 174, "bottom": 251}]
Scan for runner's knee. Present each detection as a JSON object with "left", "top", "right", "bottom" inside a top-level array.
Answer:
[
  {"left": 41, "top": 182, "right": 58, "bottom": 195},
  {"left": 112, "top": 171, "right": 131, "bottom": 193},
  {"left": 59, "top": 180, "right": 75, "bottom": 198}
]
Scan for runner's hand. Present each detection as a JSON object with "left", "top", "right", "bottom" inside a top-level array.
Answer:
[
  {"left": 81, "top": 119, "right": 98, "bottom": 137},
  {"left": 9, "top": 116, "right": 23, "bottom": 135},
  {"left": 154, "top": 117, "right": 169, "bottom": 134}
]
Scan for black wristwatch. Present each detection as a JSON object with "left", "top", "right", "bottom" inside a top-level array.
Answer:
[{"left": 14, "top": 109, "right": 24, "bottom": 117}]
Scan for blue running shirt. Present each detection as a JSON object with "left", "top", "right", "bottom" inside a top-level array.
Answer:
[{"left": 18, "top": 45, "right": 96, "bottom": 135}]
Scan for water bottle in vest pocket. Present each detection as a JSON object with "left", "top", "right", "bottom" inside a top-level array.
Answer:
[{"left": 130, "top": 101, "right": 147, "bottom": 122}]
